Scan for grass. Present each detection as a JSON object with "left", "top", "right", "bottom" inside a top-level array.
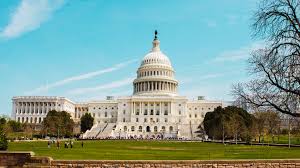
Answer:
[
  {"left": 256, "top": 135, "right": 300, "bottom": 145},
  {"left": 8, "top": 140, "right": 300, "bottom": 160}
]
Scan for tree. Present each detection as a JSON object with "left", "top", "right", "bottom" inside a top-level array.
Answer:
[
  {"left": 203, "top": 106, "right": 254, "bottom": 141},
  {"left": 0, "top": 117, "right": 7, "bottom": 150},
  {"left": 7, "top": 120, "right": 23, "bottom": 132},
  {"left": 42, "top": 110, "right": 74, "bottom": 138},
  {"left": 253, "top": 111, "right": 281, "bottom": 143},
  {"left": 232, "top": 0, "right": 300, "bottom": 117},
  {"left": 80, "top": 113, "right": 94, "bottom": 133}
]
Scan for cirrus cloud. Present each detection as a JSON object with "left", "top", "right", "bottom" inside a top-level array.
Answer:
[{"left": 0, "top": 0, "right": 66, "bottom": 39}]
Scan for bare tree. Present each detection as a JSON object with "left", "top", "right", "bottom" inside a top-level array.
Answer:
[{"left": 233, "top": 0, "right": 300, "bottom": 117}]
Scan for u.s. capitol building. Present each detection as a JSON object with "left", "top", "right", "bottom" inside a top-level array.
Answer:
[{"left": 11, "top": 32, "right": 228, "bottom": 139}]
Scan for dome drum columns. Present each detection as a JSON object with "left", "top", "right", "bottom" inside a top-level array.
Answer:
[{"left": 133, "top": 81, "right": 178, "bottom": 94}]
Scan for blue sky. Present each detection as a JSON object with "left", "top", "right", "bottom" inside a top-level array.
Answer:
[{"left": 0, "top": 0, "right": 262, "bottom": 116}]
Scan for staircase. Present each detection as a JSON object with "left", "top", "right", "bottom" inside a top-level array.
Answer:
[
  {"left": 82, "top": 123, "right": 106, "bottom": 139},
  {"left": 96, "top": 123, "right": 116, "bottom": 138}
]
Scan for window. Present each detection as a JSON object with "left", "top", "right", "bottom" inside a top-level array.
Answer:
[
  {"left": 139, "top": 126, "right": 142, "bottom": 132},
  {"left": 179, "top": 119, "right": 181, "bottom": 123},
  {"left": 165, "top": 118, "right": 168, "bottom": 123},
  {"left": 189, "top": 114, "right": 192, "bottom": 118},
  {"left": 156, "top": 110, "right": 160, "bottom": 115},
  {"left": 144, "top": 109, "right": 148, "bottom": 115},
  {"left": 123, "top": 104, "right": 126, "bottom": 106},
  {"left": 145, "top": 103, "right": 148, "bottom": 106},
  {"left": 123, "top": 110, "right": 126, "bottom": 114},
  {"left": 154, "top": 126, "right": 158, "bottom": 132},
  {"left": 150, "top": 109, "right": 154, "bottom": 115},
  {"left": 105, "top": 112, "right": 107, "bottom": 117},
  {"left": 156, "top": 118, "right": 159, "bottom": 122},
  {"left": 179, "top": 104, "right": 181, "bottom": 106},
  {"left": 93, "top": 107, "right": 96, "bottom": 110},
  {"left": 169, "top": 126, "right": 173, "bottom": 132},
  {"left": 162, "top": 126, "right": 166, "bottom": 131},
  {"left": 136, "top": 118, "right": 139, "bottom": 122},
  {"left": 93, "top": 113, "right": 95, "bottom": 117},
  {"left": 131, "top": 126, "right": 135, "bottom": 131},
  {"left": 144, "top": 118, "right": 147, "bottom": 123},
  {"left": 179, "top": 110, "right": 181, "bottom": 115},
  {"left": 164, "top": 110, "right": 168, "bottom": 115},
  {"left": 124, "top": 126, "right": 127, "bottom": 132},
  {"left": 195, "top": 114, "right": 197, "bottom": 118},
  {"left": 151, "top": 104, "right": 153, "bottom": 106},
  {"left": 123, "top": 118, "right": 125, "bottom": 122},
  {"left": 164, "top": 103, "right": 168, "bottom": 106},
  {"left": 156, "top": 103, "right": 159, "bottom": 106}
]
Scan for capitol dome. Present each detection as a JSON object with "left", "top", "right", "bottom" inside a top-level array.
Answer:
[{"left": 133, "top": 31, "right": 178, "bottom": 96}]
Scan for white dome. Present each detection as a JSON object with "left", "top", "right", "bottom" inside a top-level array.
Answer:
[
  {"left": 140, "top": 39, "right": 172, "bottom": 67},
  {"left": 141, "top": 51, "right": 171, "bottom": 66},
  {"left": 133, "top": 32, "right": 178, "bottom": 96}
]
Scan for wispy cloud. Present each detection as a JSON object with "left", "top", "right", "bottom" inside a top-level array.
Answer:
[
  {"left": 213, "top": 41, "right": 265, "bottom": 62},
  {"left": 68, "top": 77, "right": 135, "bottom": 95},
  {"left": 0, "top": 0, "right": 65, "bottom": 39},
  {"left": 25, "top": 59, "right": 137, "bottom": 95}
]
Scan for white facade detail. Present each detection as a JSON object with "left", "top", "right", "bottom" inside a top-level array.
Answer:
[{"left": 11, "top": 32, "right": 228, "bottom": 140}]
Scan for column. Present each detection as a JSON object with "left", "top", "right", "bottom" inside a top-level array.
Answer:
[
  {"left": 12, "top": 102, "right": 16, "bottom": 120},
  {"left": 160, "top": 102, "right": 162, "bottom": 116},
  {"left": 141, "top": 102, "right": 143, "bottom": 116}
]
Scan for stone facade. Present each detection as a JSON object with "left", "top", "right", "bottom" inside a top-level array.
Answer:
[
  {"left": 11, "top": 33, "right": 230, "bottom": 140},
  {"left": 50, "top": 160, "right": 300, "bottom": 168},
  {"left": 1, "top": 152, "right": 300, "bottom": 168}
]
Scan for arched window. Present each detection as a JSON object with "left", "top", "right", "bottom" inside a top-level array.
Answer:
[
  {"left": 146, "top": 126, "right": 151, "bottom": 132},
  {"left": 124, "top": 126, "right": 127, "bottom": 132},
  {"left": 162, "top": 126, "right": 166, "bottom": 131},
  {"left": 131, "top": 126, "right": 135, "bottom": 131},
  {"left": 150, "top": 109, "right": 154, "bottom": 115}
]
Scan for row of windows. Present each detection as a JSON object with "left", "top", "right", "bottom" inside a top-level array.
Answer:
[
  {"left": 135, "top": 109, "right": 169, "bottom": 115},
  {"left": 189, "top": 113, "right": 205, "bottom": 118},
  {"left": 138, "top": 70, "right": 173, "bottom": 78},
  {"left": 17, "top": 117, "right": 42, "bottom": 123},
  {"left": 188, "top": 107, "right": 212, "bottom": 111},
  {"left": 92, "top": 107, "right": 118, "bottom": 110},
  {"left": 134, "top": 103, "right": 169, "bottom": 107},
  {"left": 122, "top": 118, "right": 171, "bottom": 123},
  {"left": 123, "top": 126, "right": 174, "bottom": 133},
  {"left": 17, "top": 109, "right": 47, "bottom": 114},
  {"left": 17, "top": 102, "right": 61, "bottom": 106}
]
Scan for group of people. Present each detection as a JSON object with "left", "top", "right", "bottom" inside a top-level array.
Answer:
[{"left": 47, "top": 140, "right": 84, "bottom": 149}]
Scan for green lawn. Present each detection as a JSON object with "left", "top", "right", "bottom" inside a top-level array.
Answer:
[{"left": 8, "top": 140, "right": 300, "bottom": 160}]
